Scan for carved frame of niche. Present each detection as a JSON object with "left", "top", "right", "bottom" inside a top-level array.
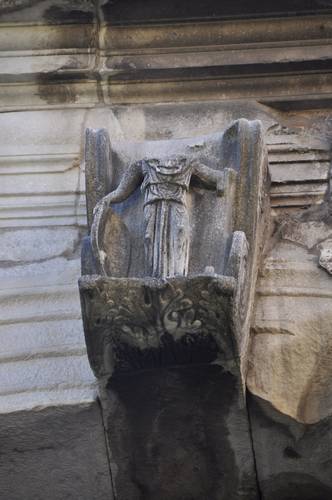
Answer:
[{"left": 79, "top": 119, "right": 270, "bottom": 386}]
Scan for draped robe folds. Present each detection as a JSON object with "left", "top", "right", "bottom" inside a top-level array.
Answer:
[
  {"left": 141, "top": 159, "right": 192, "bottom": 279},
  {"left": 94, "top": 156, "right": 223, "bottom": 279}
]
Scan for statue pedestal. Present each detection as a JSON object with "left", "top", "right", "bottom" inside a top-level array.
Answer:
[
  {"left": 79, "top": 274, "right": 260, "bottom": 499},
  {"left": 80, "top": 273, "right": 260, "bottom": 499},
  {"left": 80, "top": 274, "right": 238, "bottom": 378}
]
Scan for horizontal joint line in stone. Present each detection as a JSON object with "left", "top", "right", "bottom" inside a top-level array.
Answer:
[
  {"left": 270, "top": 188, "right": 326, "bottom": 197},
  {"left": 0, "top": 284, "right": 78, "bottom": 296},
  {"left": 0, "top": 381, "right": 95, "bottom": 399},
  {"left": 257, "top": 287, "right": 332, "bottom": 298},
  {"left": 0, "top": 347, "right": 87, "bottom": 366},
  {"left": 0, "top": 312, "right": 82, "bottom": 327}
]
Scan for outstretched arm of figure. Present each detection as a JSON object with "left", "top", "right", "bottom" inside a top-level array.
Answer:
[
  {"left": 103, "top": 161, "right": 143, "bottom": 206},
  {"left": 191, "top": 160, "right": 225, "bottom": 196}
]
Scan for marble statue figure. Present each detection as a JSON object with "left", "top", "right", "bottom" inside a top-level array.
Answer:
[{"left": 95, "top": 157, "right": 224, "bottom": 279}]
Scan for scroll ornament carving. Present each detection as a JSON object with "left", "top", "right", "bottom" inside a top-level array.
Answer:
[
  {"left": 98, "top": 283, "right": 202, "bottom": 346},
  {"left": 82, "top": 276, "right": 236, "bottom": 376}
]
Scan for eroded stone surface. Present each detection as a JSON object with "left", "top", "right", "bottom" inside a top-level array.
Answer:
[
  {"left": 248, "top": 393, "right": 332, "bottom": 500},
  {"left": 1, "top": 6, "right": 332, "bottom": 496},
  {"left": 319, "top": 239, "right": 332, "bottom": 274},
  {"left": 248, "top": 208, "right": 332, "bottom": 424},
  {"left": 80, "top": 274, "right": 237, "bottom": 378},
  {"left": 93, "top": 157, "right": 226, "bottom": 279},
  {"left": 80, "top": 119, "right": 269, "bottom": 500},
  {"left": 105, "top": 365, "right": 259, "bottom": 500},
  {"left": 281, "top": 219, "right": 332, "bottom": 249}
]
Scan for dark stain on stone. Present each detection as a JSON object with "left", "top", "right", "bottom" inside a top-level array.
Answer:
[
  {"left": 261, "top": 472, "right": 332, "bottom": 500},
  {"left": 106, "top": 365, "right": 258, "bottom": 499},
  {"left": 299, "top": 197, "right": 332, "bottom": 226},
  {"left": 109, "top": 60, "right": 332, "bottom": 83},
  {"left": 101, "top": 0, "right": 332, "bottom": 24},
  {"left": 112, "top": 331, "right": 220, "bottom": 374},
  {"left": 36, "top": 72, "right": 80, "bottom": 105},
  {"left": 37, "top": 82, "right": 77, "bottom": 104},
  {"left": 284, "top": 446, "right": 301, "bottom": 459},
  {"left": 39, "top": 71, "right": 92, "bottom": 83},
  {"left": 247, "top": 392, "right": 332, "bottom": 499},
  {"left": 0, "top": 0, "right": 41, "bottom": 15},
  {"left": 44, "top": 6, "right": 94, "bottom": 25}
]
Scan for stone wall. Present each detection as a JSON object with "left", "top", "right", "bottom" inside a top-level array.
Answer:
[{"left": 0, "top": 1, "right": 331, "bottom": 498}]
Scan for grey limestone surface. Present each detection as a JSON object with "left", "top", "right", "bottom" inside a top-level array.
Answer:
[{"left": 0, "top": 402, "right": 114, "bottom": 500}]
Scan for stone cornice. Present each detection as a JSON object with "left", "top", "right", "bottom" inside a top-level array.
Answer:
[{"left": 0, "top": 15, "right": 331, "bottom": 108}]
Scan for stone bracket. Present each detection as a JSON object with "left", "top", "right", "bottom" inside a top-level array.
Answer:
[{"left": 79, "top": 273, "right": 240, "bottom": 381}]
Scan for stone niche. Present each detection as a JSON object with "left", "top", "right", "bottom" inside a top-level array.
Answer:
[{"left": 79, "top": 118, "right": 269, "bottom": 500}]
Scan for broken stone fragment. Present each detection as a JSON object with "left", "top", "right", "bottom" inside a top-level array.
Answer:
[
  {"left": 318, "top": 239, "right": 332, "bottom": 275},
  {"left": 281, "top": 219, "right": 332, "bottom": 250}
]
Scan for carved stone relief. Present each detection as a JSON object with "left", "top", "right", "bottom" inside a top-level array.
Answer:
[
  {"left": 78, "top": 118, "right": 269, "bottom": 500},
  {"left": 80, "top": 274, "right": 236, "bottom": 379},
  {"left": 92, "top": 157, "right": 226, "bottom": 279},
  {"left": 79, "top": 118, "right": 269, "bottom": 380}
]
